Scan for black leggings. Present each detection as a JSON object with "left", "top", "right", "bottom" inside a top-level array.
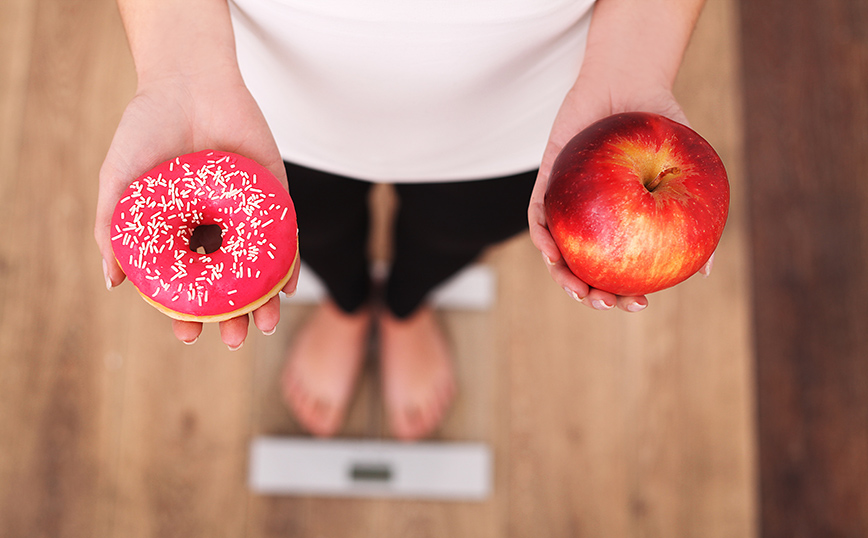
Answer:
[{"left": 285, "top": 161, "right": 537, "bottom": 318}]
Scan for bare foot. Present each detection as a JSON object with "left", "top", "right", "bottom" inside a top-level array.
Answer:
[
  {"left": 281, "top": 300, "right": 371, "bottom": 437},
  {"left": 379, "top": 306, "right": 457, "bottom": 441}
]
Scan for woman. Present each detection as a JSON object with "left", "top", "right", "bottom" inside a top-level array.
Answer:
[{"left": 95, "top": 0, "right": 709, "bottom": 440}]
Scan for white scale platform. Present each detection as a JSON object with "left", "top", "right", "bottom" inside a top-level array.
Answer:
[
  {"left": 260, "top": 263, "right": 495, "bottom": 500},
  {"left": 249, "top": 437, "right": 492, "bottom": 500},
  {"left": 282, "top": 261, "right": 496, "bottom": 311}
]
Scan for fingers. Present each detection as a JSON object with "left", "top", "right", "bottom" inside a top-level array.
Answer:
[
  {"left": 699, "top": 251, "right": 715, "bottom": 277},
  {"left": 545, "top": 255, "right": 591, "bottom": 302},
  {"left": 615, "top": 294, "right": 648, "bottom": 313},
  {"left": 573, "top": 286, "right": 648, "bottom": 313},
  {"left": 96, "top": 204, "right": 124, "bottom": 290},
  {"left": 282, "top": 256, "right": 301, "bottom": 297},
  {"left": 528, "top": 206, "right": 563, "bottom": 268},
  {"left": 528, "top": 172, "right": 577, "bottom": 291},
  {"left": 172, "top": 319, "right": 203, "bottom": 345},
  {"left": 531, "top": 191, "right": 650, "bottom": 313},
  {"left": 528, "top": 200, "right": 595, "bottom": 308},
  {"left": 219, "top": 315, "right": 249, "bottom": 351},
  {"left": 101, "top": 258, "right": 125, "bottom": 291},
  {"left": 96, "top": 161, "right": 133, "bottom": 291},
  {"left": 542, "top": 253, "right": 648, "bottom": 313},
  {"left": 252, "top": 295, "right": 281, "bottom": 335},
  {"left": 171, "top": 293, "right": 281, "bottom": 349}
]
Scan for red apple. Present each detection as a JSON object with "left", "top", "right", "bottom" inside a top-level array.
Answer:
[{"left": 544, "top": 111, "right": 729, "bottom": 297}]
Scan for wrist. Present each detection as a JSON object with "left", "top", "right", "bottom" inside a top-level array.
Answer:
[
  {"left": 118, "top": 0, "right": 240, "bottom": 86},
  {"left": 574, "top": 54, "right": 674, "bottom": 113},
  {"left": 580, "top": 0, "right": 704, "bottom": 92},
  {"left": 134, "top": 47, "right": 241, "bottom": 89}
]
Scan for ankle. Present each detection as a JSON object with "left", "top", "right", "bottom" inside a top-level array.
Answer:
[
  {"left": 379, "top": 303, "right": 432, "bottom": 328},
  {"left": 321, "top": 298, "right": 373, "bottom": 325}
]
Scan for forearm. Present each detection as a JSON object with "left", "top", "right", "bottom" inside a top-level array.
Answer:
[
  {"left": 581, "top": 0, "right": 706, "bottom": 91},
  {"left": 117, "top": 0, "right": 239, "bottom": 83}
]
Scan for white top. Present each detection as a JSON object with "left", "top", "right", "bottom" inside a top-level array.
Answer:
[{"left": 229, "top": 0, "right": 595, "bottom": 182}]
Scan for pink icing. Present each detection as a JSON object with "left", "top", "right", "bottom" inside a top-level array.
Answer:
[{"left": 110, "top": 150, "right": 297, "bottom": 318}]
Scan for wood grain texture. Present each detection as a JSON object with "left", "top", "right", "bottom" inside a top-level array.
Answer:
[
  {"left": 0, "top": 0, "right": 755, "bottom": 536},
  {"left": 499, "top": 0, "right": 756, "bottom": 534},
  {"left": 740, "top": 0, "right": 868, "bottom": 536},
  {"left": 0, "top": 0, "right": 133, "bottom": 536}
]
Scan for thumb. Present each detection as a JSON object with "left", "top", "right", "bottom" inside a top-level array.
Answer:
[{"left": 94, "top": 157, "right": 133, "bottom": 290}]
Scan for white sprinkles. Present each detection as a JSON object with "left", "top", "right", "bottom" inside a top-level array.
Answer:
[{"left": 112, "top": 152, "right": 293, "bottom": 311}]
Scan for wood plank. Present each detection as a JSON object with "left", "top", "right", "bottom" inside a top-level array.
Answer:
[
  {"left": 245, "top": 262, "right": 508, "bottom": 538},
  {"left": 0, "top": 0, "right": 756, "bottom": 535},
  {"left": 739, "top": 0, "right": 868, "bottom": 535},
  {"left": 0, "top": 0, "right": 134, "bottom": 536},
  {"left": 109, "top": 314, "right": 256, "bottom": 538},
  {"left": 0, "top": 0, "right": 36, "bottom": 187},
  {"left": 501, "top": 0, "right": 757, "bottom": 535}
]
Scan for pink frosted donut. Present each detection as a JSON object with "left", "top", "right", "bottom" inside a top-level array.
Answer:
[{"left": 110, "top": 150, "right": 298, "bottom": 322}]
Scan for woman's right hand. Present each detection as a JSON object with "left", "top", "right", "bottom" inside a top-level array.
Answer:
[
  {"left": 94, "top": 66, "right": 298, "bottom": 350},
  {"left": 528, "top": 0, "right": 709, "bottom": 312}
]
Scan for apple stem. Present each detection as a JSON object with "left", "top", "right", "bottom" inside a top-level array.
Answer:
[{"left": 646, "top": 166, "right": 680, "bottom": 192}]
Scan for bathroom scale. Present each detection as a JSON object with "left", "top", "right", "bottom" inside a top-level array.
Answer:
[
  {"left": 248, "top": 436, "right": 492, "bottom": 501},
  {"left": 283, "top": 261, "right": 495, "bottom": 311}
]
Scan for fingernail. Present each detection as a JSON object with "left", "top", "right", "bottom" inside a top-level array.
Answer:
[
  {"left": 627, "top": 302, "right": 647, "bottom": 313},
  {"left": 592, "top": 299, "right": 613, "bottom": 310},
  {"left": 183, "top": 336, "right": 198, "bottom": 345},
  {"left": 564, "top": 287, "right": 582, "bottom": 303},
  {"left": 228, "top": 342, "right": 244, "bottom": 352},
  {"left": 544, "top": 254, "right": 555, "bottom": 266},
  {"left": 102, "top": 259, "right": 113, "bottom": 290},
  {"left": 701, "top": 253, "right": 716, "bottom": 277},
  {"left": 262, "top": 326, "right": 276, "bottom": 336}
]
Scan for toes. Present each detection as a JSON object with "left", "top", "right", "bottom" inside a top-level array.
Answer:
[
  {"left": 391, "top": 405, "right": 424, "bottom": 441},
  {"left": 391, "top": 395, "right": 448, "bottom": 442},
  {"left": 280, "top": 366, "right": 303, "bottom": 409},
  {"left": 278, "top": 300, "right": 371, "bottom": 438},
  {"left": 282, "top": 368, "right": 343, "bottom": 438},
  {"left": 282, "top": 369, "right": 313, "bottom": 426},
  {"left": 382, "top": 368, "right": 457, "bottom": 441},
  {"left": 298, "top": 393, "right": 340, "bottom": 438},
  {"left": 438, "top": 376, "right": 457, "bottom": 406},
  {"left": 308, "top": 398, "right": 341, "bottom": 438}
]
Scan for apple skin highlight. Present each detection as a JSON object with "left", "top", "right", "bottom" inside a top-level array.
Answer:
[{"left": 544, "top": 112, "right": 730, "bottom": 297}]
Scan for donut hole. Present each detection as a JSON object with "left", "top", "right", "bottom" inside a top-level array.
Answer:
[{"left": 189, "top": 224, "right": 223, "bottom": 255}]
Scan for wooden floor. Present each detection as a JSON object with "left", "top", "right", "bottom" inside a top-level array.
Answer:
[
  {"left": 741, "top": 0, "right": 868, "bottom": 536},
  {"left": 0, "top": 0, "right": 757, "bottom": 536}
]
